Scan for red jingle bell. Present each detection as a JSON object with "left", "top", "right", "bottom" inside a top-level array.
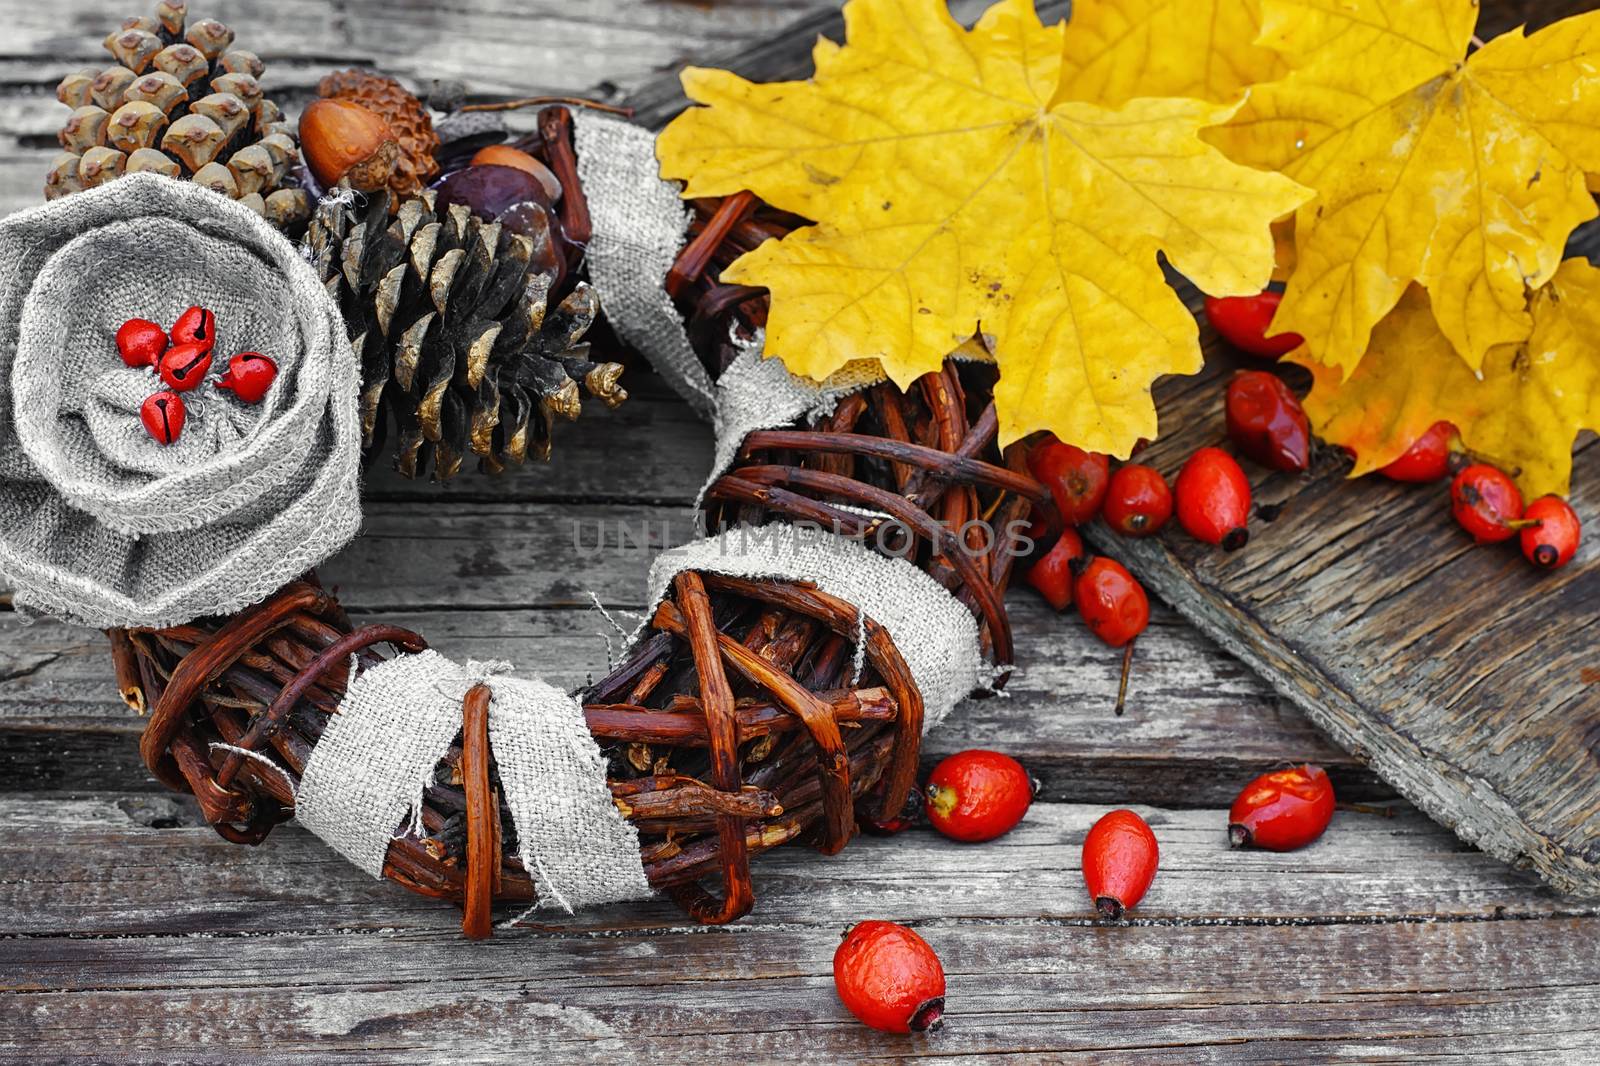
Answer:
[
  {"left": 139, "top": 390, "right": 186, "bottom": 445},
  {"left": 115, "top": 318, "right": 168, "bottom": 368},
  {"left": 216, "top": 352, "right": 278, "bottom": 404},
  {"left": 158, "top": 341, "right": 214, "bottom": 392},
  {"left": 169, "top": 306, "right": 216, "bottom": 354}
]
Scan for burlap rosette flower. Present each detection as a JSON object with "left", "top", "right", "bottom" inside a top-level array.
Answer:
[{"left": 0, "top": 173, "right": 360, "bottom": 629}]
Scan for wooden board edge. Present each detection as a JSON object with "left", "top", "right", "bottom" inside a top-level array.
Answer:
[{"left": 1084, "top": 525, "right": 1600, "bottom": 899}]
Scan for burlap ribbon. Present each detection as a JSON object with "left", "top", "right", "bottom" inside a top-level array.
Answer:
[{"left": 0, "top": 174, "right": 360, "bottom": 629}]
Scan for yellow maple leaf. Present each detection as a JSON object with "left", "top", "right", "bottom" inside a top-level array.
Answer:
[
  {"left": 1207, "top": 0, "right": 1600, "bottom": 380},
  {"left": 1056, "top": 0, "right": 1287, "bottom": 108},
  {"left": 1300, "top": 261, "right": 1600, "bottom": 499},
  {"left": 655, "top": 0, "right": 1309, "bottom": 455}
]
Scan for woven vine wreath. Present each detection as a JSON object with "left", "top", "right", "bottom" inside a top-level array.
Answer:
[{"left": 5, "top": 90, "right": 1051, "bottom": 935}]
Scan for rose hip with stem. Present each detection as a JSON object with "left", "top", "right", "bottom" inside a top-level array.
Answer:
[
  {"left": 1072, "top": 555, "right": 1148, "bottom": 716},
  {"left": 1028, "top": 436, "right": 1110, "bottom": 525},
  {"left": 833, "top": 921, "right": 946, "bottom": 1034},
  {"left": 1082, "top": 808, "right": 1160, "bottom": 919},
  {"left": 1450, "top": 464, "right": 1524, "bottom": 544},
  {"left": 1103, "top": 463, "right": 1172, "bottom": 537},
  {"left": 1025, "top": 527, "right": 1084, "bottom": 611},
  {"left": 1520, "top": 495, "right": 1581, "bottom": 570},
  {"left": 1379, "top": 421, "right": 1455, "bottom": 482},
  {"left": 923, "top": 749, "right": 1037, "bottom": 842},
  {"left": 1225, "top": 370, "right": 1309, "bottom": 473},
  {"left": 1228, "top": 764, "right": 1335, "bottom": 851},
  {"left": 1203, "top": 291, "right": 1304, "bottom": 358},
  {"left": 1175, "top": 447, "right": 1251, "bottom": 550}
]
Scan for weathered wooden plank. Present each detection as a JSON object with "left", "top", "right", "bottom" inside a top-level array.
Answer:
[
  {"left": 6, "top": 794, "right": 1583, "bottom": 936},
  {"left": 1, "top": 574, "right": 1379, "bottom": 804},
  {"left": 2, "top": 899, "right": 1595, "bottom": 1061},
  {"left": 4, "top": 793, "right": 1596, "bottom": 1063}
]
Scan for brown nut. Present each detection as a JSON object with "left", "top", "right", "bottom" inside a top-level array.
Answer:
[
  {"left": 78, "top": 146, "right": 127, "bottom": 188},
  {"left": 89, "top": 67, "right": 137, "bottom": 112},
  {"left": 44, "top": 152, "right": 83, "bottom": 200},
  {"left": 162, "top": 113, "right": 227, "bottom": 171},
  {"left": 185, "top": 18, "right": 234, "bottom": 60},
  {"left": 59, "top": 106, "right": 111, "bottom": 154},
  {"left": 299, "top": 97, "right": 398, "bottom": 192},
  {"left": 264, "top": 187, "right": 313, "bottom": 229},
  {"left": 156, "top": 1, "right": 187, "bottom": 36},
  {"left": 191, "top": 160, "right": 239, "bottom": 199},
  {"left": 209, "top": 72, "right": 262, "bottom": 113},
  {"left": 106, "top": 101, "right": 169, "bottom": 152},
  {"left": 190, "top": 92, "right": 251, "bottom": 143},
  {"left": 123, "top": 71, "right": 187, "bottom": 115},
  {"left": 104, "top": 29, "right": 162, "bottom": 73},
  {"left": 56, "top": 69, "right": 99, "bottom": 109},
  {"left": 126, "top": 147, "right": 181, "bottom": 179},
  {"left": 226, "top": 144, "right": 275, "bottom": 196},
  {"left": 470, "top": 145, "right": 562, "bottom": 201},
  {"left": 152, "top": 43, "right": 208, "bottom": 87},
  {"left": 218, "top": 50, "right": 263, "bottom": 78}
]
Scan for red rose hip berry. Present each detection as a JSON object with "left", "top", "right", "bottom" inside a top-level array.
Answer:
[
  {"left": 1025, "top": 527, "right": 1085, "bottom": 611},
  {"left": 1228, "top": 764, "right": 1335, "bottom": 851},
  {"left": 157, "top": 341, "right": 214, "bottom": 392},
  {"left": 1103, "top": 464, "right": 1172, "bottom": 537},
  {"left": 1204, "top": 291, "right": 1304, "bottom": 358},
  {"left": 1175, "top": 447, "right": 1251, "bottom": 550},
  {"left": 1072, "top": 556, "right": 1148, "bottom": 648},
  {"left": 169, "top": 306, "right": 216, "bottom": 353},
  {"left": 1520, "top": 495, "right": 1581, "bottom": 570},
  {"left": 924, "top": 749, "right": 1036, "bottom": 842},
  {"left": 1379, "top": 421, "right": 1455, "bottom": 482},
  {"left": 1082, "top": 809, "right": 1159, "bottom": 919},
  {"left": 1225, "top": 370, "right": 1309, "bottom": 473},
  {"left": 833, "top": 921, "right": 946, "bottom": 1034},
  {"left": 115, "top": 318, "right": 168, "bottom": 368},
  {"left": 1028, "top": 436, "right": 1110, "bottom": 525},
  {"left": 1450, "top": 464, "right": 1523, "bottom": 544},
  {"left": 139, "top": 390, "right": 186, "bottom": 445},
  {"left": 216, "top": 352, "right": 278, "bottom": 404}
]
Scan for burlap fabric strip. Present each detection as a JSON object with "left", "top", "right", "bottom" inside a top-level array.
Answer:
[
  {"left": 575, "top": 110, "right": 717, "bottom": 419},
  {"left": 298, "top": 650, "right": 653, "bottom": 913},
  {"left": 0, "top": 173, "right": 361, "bottom": 629},
  {"left": 643, "top": 523, "right": 989, "bottom": 734}
]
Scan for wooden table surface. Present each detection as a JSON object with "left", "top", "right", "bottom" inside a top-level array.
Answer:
[{"left": 2, "top": 2, "right": 1598, "bottom": 1062}]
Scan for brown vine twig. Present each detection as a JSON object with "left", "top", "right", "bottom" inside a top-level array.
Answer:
[{"left": 459, "top": 95, "right": 634, "bottom": 117}]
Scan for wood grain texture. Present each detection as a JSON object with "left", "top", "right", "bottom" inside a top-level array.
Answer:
[{"left": 3, "top": 792, "right": 1597, "bottom": 1063}]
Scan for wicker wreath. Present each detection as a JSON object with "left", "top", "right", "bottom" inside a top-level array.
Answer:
[{"left": 91, "top": 140, "right": 1049, "bottom": 935}]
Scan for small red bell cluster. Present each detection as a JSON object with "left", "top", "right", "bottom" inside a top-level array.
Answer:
[{"left": 116, "top": 306, "right": 279, "bottom": 446}]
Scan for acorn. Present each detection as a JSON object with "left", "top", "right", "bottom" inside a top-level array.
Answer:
[{"left": 299, "top": 98, "right": 399, "bottom": 192}]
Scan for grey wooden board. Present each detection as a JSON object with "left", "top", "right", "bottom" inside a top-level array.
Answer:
[{"left": 0, "top": 0, "right": 1596, "bottom": 1062}]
